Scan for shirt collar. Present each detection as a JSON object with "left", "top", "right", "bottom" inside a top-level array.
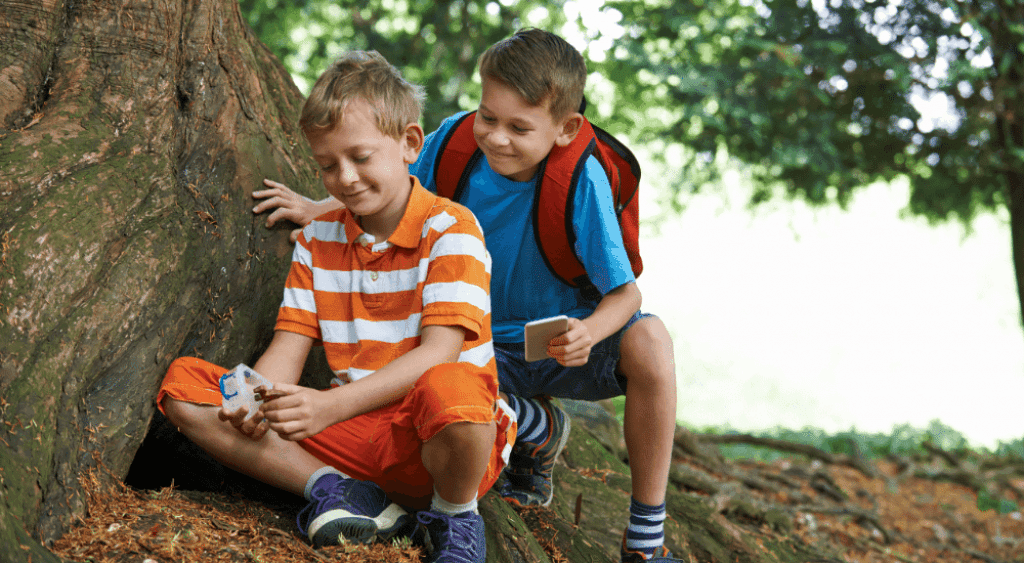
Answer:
[{"left": 342, "top": 176, "right": 433, "bottom": 250}]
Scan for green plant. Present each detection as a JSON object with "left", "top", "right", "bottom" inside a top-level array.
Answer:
[{"left": 976, "top": 489, "right": 1019, "bottom": 515}]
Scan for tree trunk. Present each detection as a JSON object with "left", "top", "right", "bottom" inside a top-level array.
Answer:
[
  {"left": 0, "top": 0, "right": 319, "bottom": 557},
  {"left": 990, "top": 1, "right": 1024, "bottom": 330},
  {"left": 1009, "top": 172, "right": 1024, "bottom": 328}
]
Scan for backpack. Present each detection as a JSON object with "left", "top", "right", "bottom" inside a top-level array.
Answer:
[{"left": 432, "top": 109, "right": 642, "bottom": 300}]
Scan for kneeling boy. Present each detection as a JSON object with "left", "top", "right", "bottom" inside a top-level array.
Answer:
[{"left": 158, "top": 51, "right": 513, "bottom": 563}]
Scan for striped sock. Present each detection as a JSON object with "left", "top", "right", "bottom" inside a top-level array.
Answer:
[
  {"left": 624, "top": 497, "right": 666, "bottom": 559},
  {"left": 507, "top": 394, "right": 549, "bottom": 445}
]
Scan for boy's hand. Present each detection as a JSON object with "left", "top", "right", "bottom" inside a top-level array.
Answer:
[
  {"left": 252, "top": 179, "right": 319, "bottom": 243},
  {"left": 260, "top": 382, "right": 337, "bottom": 441},
  {"left": 218, "top": 405, "right": 271, "bottom": 440},
  {"left": 547, "top": 317, "right": 593, "bottom": 367}
]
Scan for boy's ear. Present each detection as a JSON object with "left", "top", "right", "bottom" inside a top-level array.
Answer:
[
  {"left": 554, "top": 112, "right": 585, "bottom": 147},
  {"left": 401, "top": 122, "right": 425, "bottom": 163}
]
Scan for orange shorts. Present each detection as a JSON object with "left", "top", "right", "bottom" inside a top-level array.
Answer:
[{"left": 158, "top": 357, "right": 515, "bottom": 509}]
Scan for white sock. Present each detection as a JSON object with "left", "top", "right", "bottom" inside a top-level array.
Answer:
[
  {"left": 303, "top": 466, "right": 349, "bottom": 501},
  {"left": 430, "top": 488, "right": 478, "bottom": 515}
]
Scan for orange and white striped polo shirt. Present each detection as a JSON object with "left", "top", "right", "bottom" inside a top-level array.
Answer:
[{"left": 274, "top": 178, "right": 494, "bottom": 385}]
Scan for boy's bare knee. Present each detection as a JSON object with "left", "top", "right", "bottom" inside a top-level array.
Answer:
[
  {"left": 425, "top": 421, "right": 497, "bottom": 465},
  {"left": 619, "top": 317, "right": 675, "bottom": 387},
  {"left": 436, "top": 420, "right": 496, "bottom": 446},
  {"left": 161, "top": 397, "right": 206, "bottom": 433},
  {"left": 422, "top": 421, "right": 496, "bottom": 477}
]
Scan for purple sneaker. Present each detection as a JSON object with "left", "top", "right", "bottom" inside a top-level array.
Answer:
[
  {"left": 416, "top": 509, "right": 486, "bottom": 563},
  {"left": 296, "top": 474, "right": 412, "bottom": 546}
]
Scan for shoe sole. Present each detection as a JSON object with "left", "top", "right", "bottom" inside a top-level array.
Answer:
[
  {"left": 539, "top": 403, "right": 572, "bottom": 507},
  {"left": 307, "top": 503, "right": 411, "bottom": 546}
]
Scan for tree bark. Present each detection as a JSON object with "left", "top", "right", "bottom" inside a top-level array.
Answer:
[
  {"left": 988, "top": 1, "right": 1024, "bottom": 329},
  {"left": 1008, "top": 170, "right": 1024, "bottom": 328},
  {"left": 0, "top": 0, "right": 319, "bottom": 557}
]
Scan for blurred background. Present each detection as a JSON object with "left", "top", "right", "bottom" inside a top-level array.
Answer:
[{"left": 238, "top": 0, "right": 1024, "bottom": 449}]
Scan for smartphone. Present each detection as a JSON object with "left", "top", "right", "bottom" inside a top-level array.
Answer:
[{"left": 524, "top": 315, "right": 570, "bottom": 362}]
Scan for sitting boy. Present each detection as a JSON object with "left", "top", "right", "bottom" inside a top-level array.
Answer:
[
  {"left": 160, "top": 51, "right": 513, "bottom": 563},
  {"left": 254, "top": 30, "right": 679, "bottom": 563}
]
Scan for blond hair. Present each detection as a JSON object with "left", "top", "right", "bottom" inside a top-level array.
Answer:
[
  {"left": 300, "top": 51, "right": 424, "bottom": 138},
  {"left": 478, "top": 28, "right": 587, "bottom": 119}
]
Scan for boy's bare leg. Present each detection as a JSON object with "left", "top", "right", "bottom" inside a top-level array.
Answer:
[
  {"left": 618, "top": 316, "right": 676, "bottom": 506},
  {"left": 418, "top": 420, "right": 495, "bottom": 562},
  {"left": 162, "top": 398, "right": 324, "bottom": 496},
  {"left": 421, "top": 420, "right": 497, "bottom": 504}
]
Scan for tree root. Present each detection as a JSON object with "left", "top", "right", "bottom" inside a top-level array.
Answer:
[
  {"left": 693, "top": 432, "right": 878, "bottom": 478},
  {"left": 661, "top": 430, "right": 1024, "bottom": 563}
]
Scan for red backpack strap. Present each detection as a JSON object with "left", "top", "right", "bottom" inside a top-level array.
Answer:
[
  {"left": 534, "top": 119, "right": 597, "bottom": 291},
  {"left": 433, "top": 112, "right": 482, "bottom": 202},
  {"left": 435, "top": 112, "right": 641, "bottom": 295},
  {"left": 592, "top": 123, "right": 643, "bottom": 279}
]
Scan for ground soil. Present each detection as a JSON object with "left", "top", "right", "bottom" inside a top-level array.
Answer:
[
  {"left": 47, "top": 441, "right": 1024, "bottom": 563},
  {"left": 742, "top": 458, "right": 1023, "bottom": 562}
]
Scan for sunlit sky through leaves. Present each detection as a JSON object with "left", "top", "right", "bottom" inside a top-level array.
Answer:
[
  {"left": 638, "top": 167, "right": 1024, "bottom": 449},
  {"left": 557, "top": 0, "right": 1023, "bottom": 448}
]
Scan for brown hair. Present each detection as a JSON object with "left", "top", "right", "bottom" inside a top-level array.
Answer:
[
  {"left": 478, "top": 28, "right": 587, "bottom": 120},
  {"left": 300, "top": 51, "right": 425, "bottom": 138}
]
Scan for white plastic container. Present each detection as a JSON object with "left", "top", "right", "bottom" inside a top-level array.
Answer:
[{"left": 218, "top": 363, "right": 273, "bottom": 420}]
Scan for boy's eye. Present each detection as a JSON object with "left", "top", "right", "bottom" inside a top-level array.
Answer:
[
  {"left": 480, "top": 114, "right": 496, "bottom": 123},
  {"left": 353, "top": 154, "right": 370, "bottom": 164},
  {"left": 512, "top": 125, "right": 530, "bottom": 133}
]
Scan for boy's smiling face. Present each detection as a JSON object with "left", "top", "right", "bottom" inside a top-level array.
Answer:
[
  {"left": 474, "top": 77, "right": 582, "bottom": 182},
  {"left": 307, "top": 97, "right": 422, "bottom": 239}
]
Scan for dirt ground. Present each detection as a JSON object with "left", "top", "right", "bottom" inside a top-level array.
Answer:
[
  {"left": 48, "top": 447, "right": 1024, "bottom": 563},
  {"left": 746, "top": 458, "right": 1024, "bottom": 562}
]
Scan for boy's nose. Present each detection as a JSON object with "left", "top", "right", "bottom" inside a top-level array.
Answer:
[
  {"left": 340, "top": 161, "right": 359, "bottom": 185},
  {"left": 487, "top": 130, "right": 510, "bottom": 147}
]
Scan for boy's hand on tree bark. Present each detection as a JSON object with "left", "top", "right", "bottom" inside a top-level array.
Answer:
[{"left": 252, "top": 179, "right": 318, "bottom": 243}]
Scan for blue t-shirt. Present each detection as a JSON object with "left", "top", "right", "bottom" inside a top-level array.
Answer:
[{"left": 411, "top": 112, "right": 636, "bottom": 343}]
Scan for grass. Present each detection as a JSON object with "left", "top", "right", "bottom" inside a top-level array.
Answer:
[
  {"left": 607, "top": 396, "right": 1024, "bottom": 461},
  {"left": 703, "top": 420, "right": 1024, "bottom": 462}
]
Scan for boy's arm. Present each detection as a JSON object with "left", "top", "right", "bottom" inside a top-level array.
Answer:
[
  {"left": 548, "top": 281, "right": 641, "bottom": 367},
  {"left": 262, "top": 324, "right": 465, "bottom": 441},
  {"left": 546, "top": 157, "right": 642, "bottom": 367},
  {"left": 253, "top": 179, "right": 344, "bottom": 242},
  {"left": 252, "top": 329, "right": 315, "bottom": 385}
]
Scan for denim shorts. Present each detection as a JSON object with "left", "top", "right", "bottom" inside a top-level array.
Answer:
[{"left": 493, "top": 311, "right": 655, "bottom": 401}]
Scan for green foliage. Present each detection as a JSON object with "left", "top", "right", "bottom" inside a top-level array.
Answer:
[
  {"left": 977, "top": 489, "right": 1020, "bottom": 515},
  {"left": 598, "top": 0, "right": 1024, "bottom": 225},
  {"left": 239, "top": 0, "right": 568, "bottom": 132},
  {"left": 608, "top": 399, "right": 1006, "bottom": 465},
  {"left": 700, "top": 419, "right": 982, "bottom": 462},
  {"left": 994, "top": 436, "right": 1024, "bottom": 460},
  {"left": 238, "top": 0, "right": 1024, "bottom": 227}
]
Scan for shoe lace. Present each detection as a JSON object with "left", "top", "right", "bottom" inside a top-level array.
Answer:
[
  {"left": 417, "top": 511, "right": 480, "bottom": 560},
  {"left": 509, "top": 445, "right": 550, "bottom": 474}
]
